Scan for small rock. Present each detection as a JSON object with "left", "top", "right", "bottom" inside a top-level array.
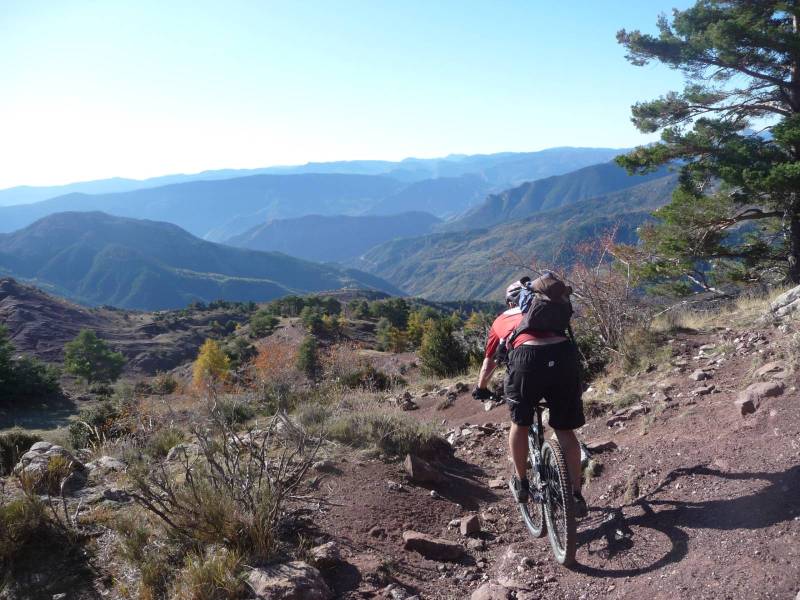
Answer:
[
  {"left": 690, "top": 369, "right": 711, "bottom": 381},
  {"left": 460, "top": 514, "right": 480, "bottom": 536},
  {"left": 454, "top": 382, "right": 468, "bottom": 393},
  {"left": 102, "top": 488, "right": 131, "bottom": 503},
  {"left": 471, "top": 582, "right": 511, "bottom": 600},
  {"left": 247, "top": 561, "right": 332, "bottom": 599},
  {"left": 310, "top": 541, "right": 341, "bottom": 569},
  {"left": 488, "top": 477, "right": 506, "bottom": 489},
  {"left": 402, "top": 531, "right": 465, "bottom": 561},
  {"left": 312, "top": 459, "right": 336, "bottom": 472},
  {"left": 755, "top": 361, "right": 788, "bottom": 379},
  {"left": 586, "top": 439, "right": 618, "bottom": 454},
  {"left": 368, "top": 526, "right": 386, "bottom": 538},
  {"left": 165, "top": 443, "right": 201, "bottom": 462},
  {"left": 403, "top": 454, "right": 442, "bottom": 483},
  {"left": 85, "top": 455, "right": 126, "bottom": 473},
  {"left": 466, "top": 538, "right": 486, "bottom": 551},
  {"left": 484, "top": 401, "right": 495, "bottom": 412},
  {"left": 691, "top": 384, "right": 715, "bottom": 396},
  {"left": 386, "top": 480, "right": 404, "bottom": 492}
]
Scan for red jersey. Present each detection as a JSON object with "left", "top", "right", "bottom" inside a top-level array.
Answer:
[{"left": 484, "top": 308, "right": 557, "bottom": 359}]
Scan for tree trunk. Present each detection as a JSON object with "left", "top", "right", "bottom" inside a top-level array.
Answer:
[{"left": 789, "top": 197, "right": 800, "bottom": 284}]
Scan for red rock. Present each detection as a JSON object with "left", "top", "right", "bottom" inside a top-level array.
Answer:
[
  {"left": 403, "top": 454, "right": 442, "bottom": 483},
  {"left": 735, "top": 381, "right": 786, "bottom": 416},
  {"left": 471, "top": 582, "right": 511, "bottom": 600},
  {"left": 402, "top": 531, "right": 465, "bottom": 561},
  {"left": 460, "top": 514, "right": 480, "bottom": 536}
]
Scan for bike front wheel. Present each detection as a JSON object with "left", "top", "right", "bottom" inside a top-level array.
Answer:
[{"left": 542, "top": 439, "right": 576, "bottom": 566}]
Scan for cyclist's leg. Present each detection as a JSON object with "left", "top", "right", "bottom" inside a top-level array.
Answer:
[
  {"left": 540, "top": 341, "right": 586, "bottom": 493},
  {"left": 504, "top": 346, "right": 542, "bottom": 480}
]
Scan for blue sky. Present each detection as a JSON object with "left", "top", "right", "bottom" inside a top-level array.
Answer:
[{"left": 0, "top": 1, "right": 694, "bottom": 188}]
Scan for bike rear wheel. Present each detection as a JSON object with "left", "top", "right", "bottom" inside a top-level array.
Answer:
[
  {"left": 519, "top": 434, "right": 545, "bottom": 537},
  {"left": 542, "top": 439, "right": 576, "bottom": 565}
]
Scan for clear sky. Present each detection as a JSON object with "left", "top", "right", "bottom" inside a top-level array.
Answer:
[{"left": 0, "top": 0, "right": 694, "bottom": 188}]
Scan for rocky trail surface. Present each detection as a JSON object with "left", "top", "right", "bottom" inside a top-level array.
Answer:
[{"left": 308, "top": 324, "right": 800, "bottom": 599}]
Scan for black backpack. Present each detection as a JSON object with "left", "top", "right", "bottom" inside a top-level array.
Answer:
[{"left": 494, "top": 272, "right": 574, "bottom": 365}]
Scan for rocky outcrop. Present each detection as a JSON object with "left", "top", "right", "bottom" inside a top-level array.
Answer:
[
  {"left": 13, "top": 441, "right": 86, "bottom": 494},
  {"left": 767, "top": 285, "right": 800, "bottom": 319},
  {"left": 735, "top": 381, "right": 785, "bottom": 416}
]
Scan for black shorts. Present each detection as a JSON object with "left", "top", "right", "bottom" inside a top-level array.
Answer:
[{"left": 504, "top": 341, "right": 585, "bottom": 430}]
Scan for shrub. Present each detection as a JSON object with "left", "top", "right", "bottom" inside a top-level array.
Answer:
[
  {"left": 216, "top": 398, "right": 255, "bottom": 426},
  {"left": 618, "top": 328, "right": 672, "bottom": 374},
  {"left": 0, "top": 494, "right": 47, "bottom": 565},
  {"left": 129, "top": 410, "right": 319, "bottom": 564},
  {"left": 0, "top": 431, "right": 40, "bottom": 476},
  {"left": 145, "top": 428, "right": 186, "bottom": 459},
  {"left": 418, "top": 319, "right": 468, "bottom": 377},
  {"left": 68, "top": 401, "right": 127, "bottom": 449},
  {"left": 193, "top": 339, "right": 231, "bottom": 389},
  {"left": 327, "top": 413, "right": 447, "bottom": 458},
  {"left": 152, "top": 371, "right": 179, "bottom": 395},
  {"left": 376, "top": 318, "right": 407, "bottom": 353},
  {"left": 296, "top": 337, "right": 320, "bottom": 381},
  {"left": 0, "top": 325, "right": 61, "bottom": 401},
  {"left": 171, "top": 549, "right": 248, "bottom": 600},
  {"left": 63, "top": 329, "right": 126, "bottom": 385},
  {"left": 250, "top": 310, "right": 279, "bottom": 338},
  {"left": 300, "top": 306, "right": 324, "bottom": 334},
  {"left": 340, "top": 365, "right": 394, "bottom": 391}
]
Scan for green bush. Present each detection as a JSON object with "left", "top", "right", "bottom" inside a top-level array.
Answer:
[
  {"left": 171, "top": 549, "right": 248, "bottom": 600},
  {"left": 0, "top": 431, "right": 41, "bottom": 476},
  {"left": 68, "top": 401, "right": 126, "bottom": 449},
  {"left": 145, "top": 428, "right": 186, "bottom": 459},
  {"left": 216, "top": 399, "right": 255, "bottom": 426},
  {"left": 152, "top": 372, "right": 179, "bottom": 395},
  {"left": 249, "top": 310, "right": 279, "bottom": 338},
  {"left": 0, "top": 325, "right": 61, "bottom": 401},
  {"left": 340, "top": 365, "right": 397, "bottom": 391},
  {"left": 418, "top": 319, "right": 468, "bottom": 377},
  {"left": 0, "top": 494, "right": 47, "bottom": 565}
]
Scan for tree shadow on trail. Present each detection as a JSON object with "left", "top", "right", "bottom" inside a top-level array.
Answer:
[
  {"left": 572, "top": 463, "right": 800, "bottom": 578},
  {"left": 0, "top": 393, "right": 78, "bottom": 431}
]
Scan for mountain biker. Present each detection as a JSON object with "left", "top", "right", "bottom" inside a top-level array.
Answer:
[{"left": 473, "top": 278, "right": 588, "bottom": 517}]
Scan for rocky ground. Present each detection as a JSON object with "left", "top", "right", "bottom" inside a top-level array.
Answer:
[{"left": 2, "top": 288, "right": 800, "bottom": 599}]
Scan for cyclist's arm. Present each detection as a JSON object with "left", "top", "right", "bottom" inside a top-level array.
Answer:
[{"left": 477, "top": 356, "right": 496, "bottom": 389}]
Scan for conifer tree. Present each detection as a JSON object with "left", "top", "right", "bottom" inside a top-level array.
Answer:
[
  {"left": 296, "top": 336, "right": 320, "bottom": 380},
  {"left": 192, "top": 339, "right": 230, "bottom": 388},
  {"left": 617, "top": 2, "right": 800, "bottom": 290},
  {"left": 64, "top": 329, "right": 125, "bottom": 385},
  {"left": 418, "top": 319, "right": 467, "bottom": 377}
]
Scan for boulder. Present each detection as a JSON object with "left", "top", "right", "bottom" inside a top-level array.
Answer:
[
  {"left": 247, "top": 561, "right": 332, "bottom": 600},
  {"left": 309, "top": 541, "right": 341, "bottom": 569},
  {"left": 86, "top": 455, "right": 126, "bottom": 474},
  {"left": 13, "top": 442, "right": 86, "bottom": 494},
  {"left": 735, "top": 381, "right": 786, "bottom": 416},
  {"left": 755, "top": 361, "right": 788, "bottom": 380},
  {"left": 403, "top": 454, "right": 442, "bottom": 483},
  {"left": 402, "top": 531, "right": 465, "bottom": 561},
  {"left": 460, "top": 514, "right": 480, "bottom": 536},
  {"left": 165, "top": 443, "right": 201, "bottom": 462},
  {"left": 471, "top": 582, "right": 511, "bottom": 600},
  {"left": 767, "top": 284, "right": 800, "bottom": 319}
]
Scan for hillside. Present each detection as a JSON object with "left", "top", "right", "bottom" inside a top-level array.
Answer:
[
  {"left": 0, "top": 147, "right": 625, "bottom": 208},
  {"left": 0, "top": 212, "right": 401, "bottom": 310},
  {"left": 226, "top": 211, "right": 440, "bottom": 262},
  {"left": 357, "top": 174, "right": 678, "bottom": 299},
  {"left": 444, "top": 162, "right": 673, "bottom": 232}
]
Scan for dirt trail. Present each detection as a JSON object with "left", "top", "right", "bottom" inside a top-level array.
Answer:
[{"left": 313, "top": 325, "right": 800, "bottom": 599}]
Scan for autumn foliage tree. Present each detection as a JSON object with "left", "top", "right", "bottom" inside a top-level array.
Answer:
[
  {"left": 192, "top": 339, "right": 230, "bottom": 389},
  {"left": 617, "top": 1, "right": 800, "bottom": 290}
]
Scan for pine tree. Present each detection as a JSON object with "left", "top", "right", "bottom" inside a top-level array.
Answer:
[
  {"left": 418, "top": 319, "right": 467, "bottom": 377},
  {"left": 296, "top": 336, "right": 320, "bottom": 380},
  {"left": 64, "top": 329, "right": 125, "bottom": 385},
  {"left": 617, "top": 2, "right": 800, "bottom": 290},
  {"left": 192, "top": 339, "right": 230, "bottom": 388}
]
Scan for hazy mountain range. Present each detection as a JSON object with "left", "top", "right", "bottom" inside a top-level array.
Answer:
[
  {"left": 0, "top": 212, "right": 400, "bottom": 310},
  {"left": 0, "top": 146, "right": 683, "bottom": 308},
  {"left": 0, "top": 147, "right": 624, "bottom": 207}
]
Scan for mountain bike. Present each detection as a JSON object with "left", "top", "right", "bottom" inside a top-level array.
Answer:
[{"left": 515, "top": 399, "right": 577, "bottom": 566}]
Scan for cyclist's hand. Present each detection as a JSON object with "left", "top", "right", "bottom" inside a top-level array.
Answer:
[{"left": 472, "top": 387, "right": 492, "bottom": 401}]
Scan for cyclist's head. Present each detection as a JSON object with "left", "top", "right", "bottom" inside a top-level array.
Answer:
[{"left": 505, "top": 280, "right": 523, "bottom": 307}]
